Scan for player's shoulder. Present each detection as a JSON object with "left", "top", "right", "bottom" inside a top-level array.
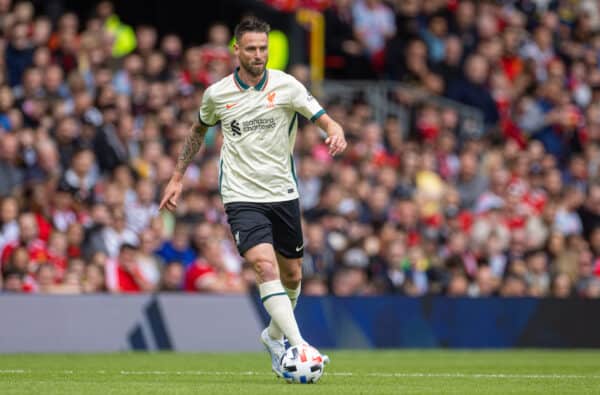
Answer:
[
  {"left": 267, "top": 69, "right": 304, "bottom": 90},
  {"left": 204, "top": 73, "right": 236, "bottom": 98},
  {"left": 268, "top": 69, "right": 298, "bottom": 83}
]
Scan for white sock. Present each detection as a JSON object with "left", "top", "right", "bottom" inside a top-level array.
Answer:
[
  {"left": 259, "top": 280, "right": 304, "bottom": 346},
  {"left": 267, "top": 283, "right": 301, "bottom": 340}
]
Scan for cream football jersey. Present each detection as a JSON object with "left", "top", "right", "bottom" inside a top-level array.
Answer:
[{"left": 198, "top": 68, "right": 325, "bottom": 204}]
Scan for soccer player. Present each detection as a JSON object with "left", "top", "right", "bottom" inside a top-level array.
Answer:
[{"left": 159, "top": 17, "right": 346, "bottom": 376}]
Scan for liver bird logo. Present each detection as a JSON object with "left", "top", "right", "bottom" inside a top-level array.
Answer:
[{"left": 267, "top": 91, "right": 276, "bottom": 108}]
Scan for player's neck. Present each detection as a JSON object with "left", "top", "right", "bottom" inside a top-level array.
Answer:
[{"left": 237, "top": 67, "right": 265, "bottom": 88}]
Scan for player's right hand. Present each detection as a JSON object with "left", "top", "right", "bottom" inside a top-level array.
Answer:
[{"left": 159, "top": 178, "right": 183, "bottom": 212}]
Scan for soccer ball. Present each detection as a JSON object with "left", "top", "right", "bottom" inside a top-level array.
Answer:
[{"left": 280, "top": 344, "right": 325, "bottom": 384}]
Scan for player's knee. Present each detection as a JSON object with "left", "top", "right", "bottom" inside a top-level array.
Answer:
[
  {"left": 281, "top": 262, "right": 302, "bottom": 288},
  {"left": 252, "top": 258, "right": 279, "bottom": 282},
  {"left": 281, "top": 272, "right": 302, "bottom": 289}
]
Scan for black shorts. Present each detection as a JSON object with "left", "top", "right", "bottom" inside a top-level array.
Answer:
[{"left": 224, "top": 199, "right": 304, "bottom": 258}]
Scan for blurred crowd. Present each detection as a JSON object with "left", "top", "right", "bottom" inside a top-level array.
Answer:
[{"left": 1, "top": 0, "right": 600, "bottom": 298}]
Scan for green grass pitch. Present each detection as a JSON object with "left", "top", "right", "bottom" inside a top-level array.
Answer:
[{"left": 1, "top": 350, "right": 600, "bottom": 394}]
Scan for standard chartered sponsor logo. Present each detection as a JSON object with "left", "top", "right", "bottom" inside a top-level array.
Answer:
[
  {"left": 230, "top": 120, "right": 241, "bottom": 136},
  {"left": 242, "top": 118, "right": 276, "bottom": 132}
]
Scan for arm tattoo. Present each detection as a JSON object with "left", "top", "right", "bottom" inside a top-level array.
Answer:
[{"left": 175, "top": 125, "right": 206, "bottom": 174}]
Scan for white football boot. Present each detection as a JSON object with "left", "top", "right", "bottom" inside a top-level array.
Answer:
[{"left": 260, "top": 328, "right": 285, "bottom": 378}]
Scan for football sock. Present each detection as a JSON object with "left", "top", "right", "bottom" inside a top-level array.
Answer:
[
  {"left": 267, "top": 283, "right": 301, "bottom": 340},
  {"left": 259, "top": 280, "right": 304, "bottom": 346}
]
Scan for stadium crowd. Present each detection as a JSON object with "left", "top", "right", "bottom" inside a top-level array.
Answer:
[{"left": 1, "top": 0, "right": 600, "bottom": 298}]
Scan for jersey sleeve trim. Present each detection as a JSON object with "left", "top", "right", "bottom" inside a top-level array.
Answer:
[
  {"left": 198, "top": 113, "right": 216, "bottom": 127},
  {"left": 310, "top": 109, "right": 326, "bottom": 123}
]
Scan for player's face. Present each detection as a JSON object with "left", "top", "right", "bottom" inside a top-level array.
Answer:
[{"left": 235, "top": 32, "right": 268, "bottom": 77}]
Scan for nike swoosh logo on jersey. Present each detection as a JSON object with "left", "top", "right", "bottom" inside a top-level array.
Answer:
[
  {"left": 295, "top": 244, "right": 304, "bottom": 252},
  {"left": 225, "top": 103, "right": 238, "bottom": 110}
]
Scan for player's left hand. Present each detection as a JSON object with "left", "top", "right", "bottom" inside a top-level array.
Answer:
[{"left": 325, "top": 132, "right": 347, "bottom": 157}]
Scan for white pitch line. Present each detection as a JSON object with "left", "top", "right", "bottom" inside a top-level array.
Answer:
[
  {"left": 119, "top": 370, "right": 268, "bottom": 376},
  {"left": 2, "top": 369, "right": 600, "bottom": 380},
  {"left": 366, "top": 372, "right": 600, "bottom": 379},
  {"left": 116, "top": 370, "right": 600, "bottom": 379}
]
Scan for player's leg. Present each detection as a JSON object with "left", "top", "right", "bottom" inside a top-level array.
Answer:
[
  {"left": 225, "top": 202, "right": 304, "bottom": 376},
  {"left": 244, "top": 243, "right": 304, "bottom": 347},
  {"left": 266, "top": 252, "right": 302, "bottom": 340},
  {"left": 277, "top": 252, "right": 302, "bottom": 295},
  {"left": 269, "top": 200, "right": 330, "bottom": 364},
  {"left": 267, "top": 198, "right": 306, "bottom": 342}
]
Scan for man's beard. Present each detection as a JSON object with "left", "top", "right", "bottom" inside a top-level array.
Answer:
[{"left": 241, "top": 59, "right": 266, "bottom": 77}]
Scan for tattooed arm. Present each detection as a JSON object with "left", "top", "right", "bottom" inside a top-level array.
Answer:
[
  {"left": 175, "top": 122, "right": 209, "bottom": 175},
  {"left": 159, "top": 122, "right": 208, "bottom": 211}
]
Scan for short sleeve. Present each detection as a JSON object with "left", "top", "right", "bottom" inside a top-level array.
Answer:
[
  {"left": 198, "top": 87, "right": 218, "bottom": 127},
  {"left": 290, "top": 78, "right": 326, "bottom": 123}
]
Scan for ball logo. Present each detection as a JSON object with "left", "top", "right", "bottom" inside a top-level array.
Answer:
[{"left": 299, "top": 348, "right": 307, "bottom": 363}]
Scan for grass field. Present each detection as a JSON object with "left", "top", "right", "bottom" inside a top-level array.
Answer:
[{"left": 1, "top": 350, "right": 600, "bottom": 394}]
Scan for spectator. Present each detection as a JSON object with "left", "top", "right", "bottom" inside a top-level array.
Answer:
[
  {"left": 0, "top": 133, "right": 23, "bottom": 197},
  {"left": 94, "top": 112, "right": 136, "bottom": 173},
  {"left": 302, "top": 276, "right": 329, "bottom": 296},
  {"left": 455, "top": 151, "right": 488, "bottom": 210},
  {"left": 36, "top": 263, "right": 57, "bottom": 293},
  {"left": 3, "top": 246, "right": 33, "bottom": 291},
  {"left": 1, "top": 212, "right": 47, "bottom": 268},
  {"left": 6, "top": 22, "right": 34, "bottom": 87},
  {"left": 2, "top": 269, "right": 24, "bottom": 292},
  {"left": 125, "top": 178, "right": 158, "bottom": 233},
  {"left": 332, "top": 265, "right": 368, "bottom": 296},
  {"left": 396, "top": 38, "right": 444, "bottom": 94},
  {"left": 0, "top": 196, "right": 19, "bottom": 253},
  {"left": 82, "top": 263, "right": 105, "bottom": 293},
  {"left": 59, "top": 148, "right": 98, "bottom": 203},
  {"left": 101, "top": 208, "right": 139, "bottom": 258},
  {"left": 302, "top": 222, "right": 335, "bottom": 278},
  {"left": 352, "top": 0, "right": 395, "bottom": 72},
  {"left": 552, "top": 273, "right": 574, "bottom": 298},
  {"left": 500, "top": 274, "right": 528, "bottom": 297},
  {"left": 578, "top": 184, "right": 600, "bottom": 239},
  {"left": 136, "top": 228, "right": 162, "bottom": 288},
  {"left": 525, "top": 250, "right": 551, "bottom": 296},
  {"left": 324, "top": 0, "right": 371, "bottom": 78},
  {"left": 135, "top": 25, "right": 158, "bottom": 60},
  {"left": 160, "top": 261, "right": 184, "bottom": 292},
  {"left": 82, "top": 202, "right": 112, "bottom": 259},
  {"left": 433, "top": 35, "right": 464, "bottom": 87},
  {"left": 51, "top": 184, "right": 78, "bottom": 232},
  {"left": 447, "top": 53, "right": 499, "bottom": 127},
  {"left": 156, "top": 223, "right": 196, "bottom": 268},
  {"left": 468, "top": 266, "right": 498, "bottom": 297},
  {"left": 105, "top": 243, "right": 154, "bottom": 293},
  {"left": 46, "top": 230, "right": 68, "bottom": 280},
  {"left": 184, "top": 238, "right": 246, "bottom": 293},
  {"left": 520, "top": 26, "right": 555, "bottom": 82},
  {"left": 446, "top": 273, "right": 469, "bottom": 297}
]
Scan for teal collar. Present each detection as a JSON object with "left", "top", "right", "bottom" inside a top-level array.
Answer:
[{"left": 234, "top": 67, "right": 268, "bottom": 91}]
